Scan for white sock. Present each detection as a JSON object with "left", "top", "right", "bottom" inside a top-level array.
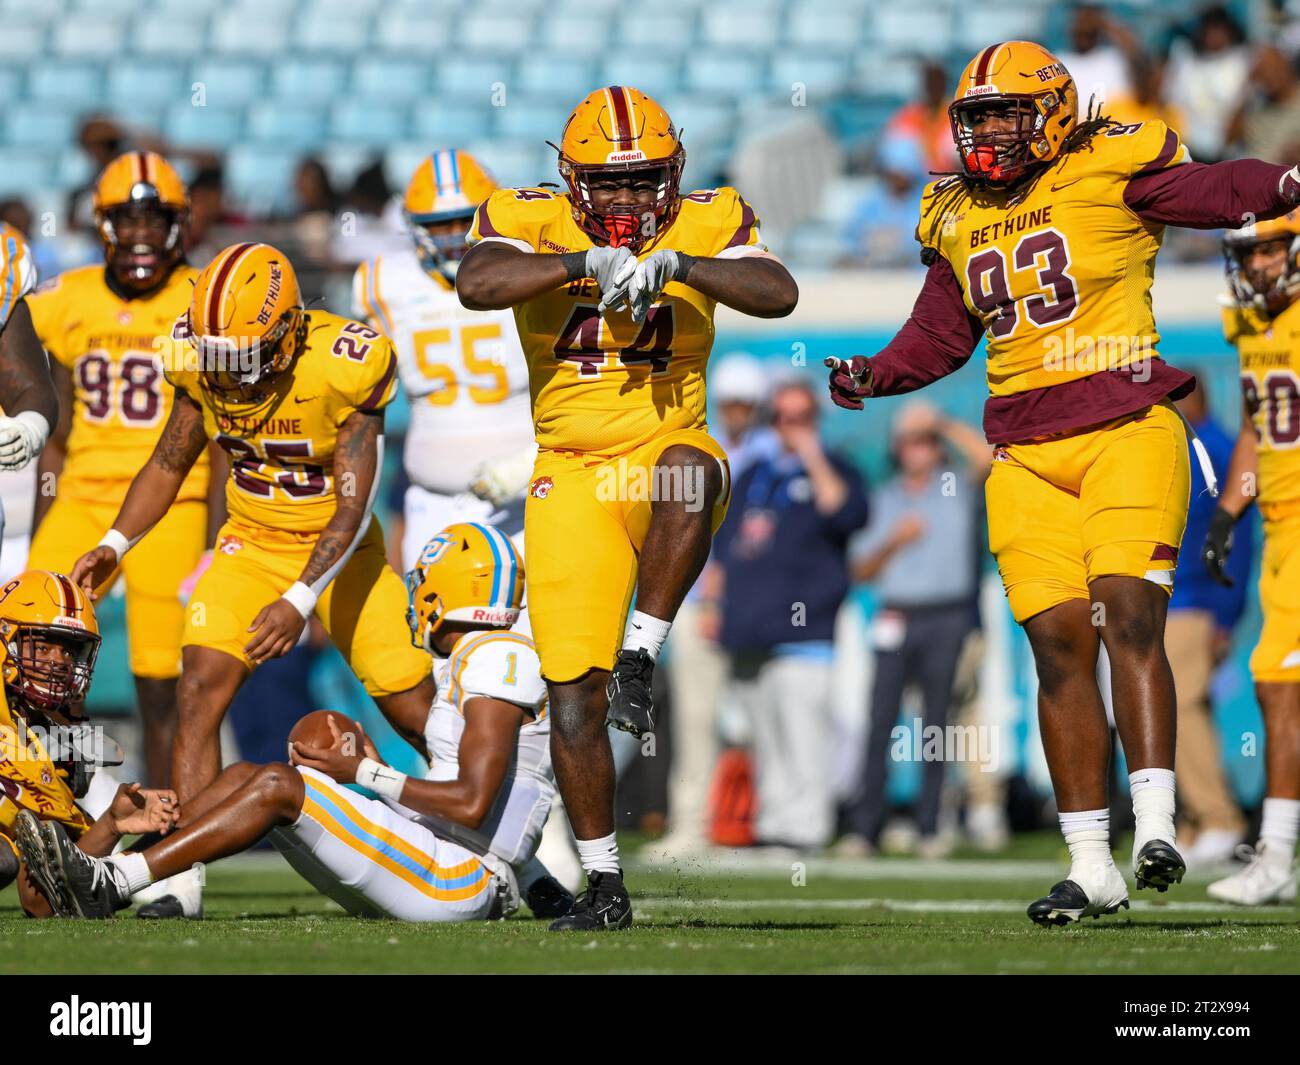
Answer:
[
  {"left": 622, "top": 610, "right": 671, "bottom": 662},
  {"left": 1059, "top": 808, "right": 1113, "bottom": 873},
  {"left": 108, "top": 852, "right": 153, "bottom": 895},
  {"left": 575, "top": 832, "right": 621, "bottom": 877},
  {"left": 1259, "top": 797, "right": 1300, "bottom": 863},
  {"left": 1130, "top": 767, "right": 1177, "bottom": 856}
]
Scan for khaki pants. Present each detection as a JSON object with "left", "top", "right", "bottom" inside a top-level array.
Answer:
[{"left": 1166, "top": 609, "right": 1246, "bottom": 837}]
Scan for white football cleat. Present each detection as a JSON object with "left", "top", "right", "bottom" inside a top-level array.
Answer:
[
  {"left": 1028, "top": 861, "right": 1130, "bottom": 926},
  {"left": 1183, "top": 828, "right": 1244, "bottom": 870},
  {"left": 135, "top": 865, "right": 204, "bottom": 919},
  {"left": 1207, "top": 843, "right": 1297, "bottom": 906}
]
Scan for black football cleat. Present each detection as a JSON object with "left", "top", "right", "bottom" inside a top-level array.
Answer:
[
  {"left": 1028, "top": 879, "right": 1130, "bottom": 927},
  {"left": 1134, "top": 839, "right": 1186, "bottom": 893},
  {"left": 137, "top": 895, "right": 186, "bottom": 919},
  {"left": 44, "top": 820, "right": 130, "bottom": 919},
  {"left": 606, "top": 649, "right": 656, "bottom": 736},
  {"left": 12, "top": 811, "right": 77, "bottom": 917},
  {"left": 525, "top": 874, "right": 576, "bottom": 920},
  {"left": 548, "top": 870, "right": 633, "bottom": 932}
]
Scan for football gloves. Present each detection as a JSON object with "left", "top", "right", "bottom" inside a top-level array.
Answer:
[
  {"left": 584, "top": 246, "right": 635, "bottom": 314},
  {"left": 1201, "top": 506, "right": 1238, "bottom": 587},
  {"left": 825, "top": 356, "right": 874, "bottom": 410},
  {"left": 470, "top": 443, "right": 539, "bottom": 507},
  {"left": 606, "top": 249, "right": 693, "bottom": 322},
  {"left": 0, "top": 410, "right": 49, "bottom": 471}
]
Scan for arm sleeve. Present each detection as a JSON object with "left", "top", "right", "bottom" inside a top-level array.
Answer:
[
  {"left": 867, "top": 256, "right": 983, "bottom": 396},
  {"left": 1124, "top": 159, "right": 1293, "bottom": 229}
]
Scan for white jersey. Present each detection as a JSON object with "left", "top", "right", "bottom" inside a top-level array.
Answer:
[
  {"left": 352, "top": 252, "right": 533, "bottom": 495},
  {"left": 420, "top": 627, "right": 553, "bottom": 867}
]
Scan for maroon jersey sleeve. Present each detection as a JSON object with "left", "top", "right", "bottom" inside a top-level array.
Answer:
[
  {"left": 1124, "top": 159, "right": 1294, "bottom": 229},
  {"left": 867, "top": 255, "right": 983, "bottom": 396}
]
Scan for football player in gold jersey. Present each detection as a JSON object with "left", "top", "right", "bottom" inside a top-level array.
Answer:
[
  {"left": 1201, "top": 215, "right": 1300, "bottom": 905},
  {"left": 0, "top": 224, "right": 59, "bottom": 479},
  {"left": 71, "top": 243, "right": 435, "bottom": 815},
  {"left": 0, "top": 569, "right": 177, "bottom": 917},
  {"left": 828, "top": 40, "right": 1300, "bottom": 924},
  {"left": 457, "top": 86, "right": 797, "bottom": 930},
  {"left": 27, "top": 152, "right": 218, "bottom": 786}
]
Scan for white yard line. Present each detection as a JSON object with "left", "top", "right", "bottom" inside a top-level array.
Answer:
[{"left": 635, "top": 897, "right": 1296, "bottom": 914}]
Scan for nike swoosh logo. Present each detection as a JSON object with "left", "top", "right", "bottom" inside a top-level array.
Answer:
[
  {"left": 1050, "top": 180, "right": 1081, "bottom": 192},
  {"left": 294, "top": 395, "right": 318, "bottom": 404}
]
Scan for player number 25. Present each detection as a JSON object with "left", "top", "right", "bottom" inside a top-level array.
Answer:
[
  {"left": 413, "top": 323, "right": 509, "bottom": 406},
  {"left": 966, "top": 228, "right": 1079, "bottom": 338}
]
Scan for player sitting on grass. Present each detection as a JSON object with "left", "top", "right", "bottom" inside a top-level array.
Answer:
[
  {"left": 17, "top": 524, "right": 573, "bottom": 923},
  {"left": 0, "top": 569, "right": 179, "bottom": 916}
]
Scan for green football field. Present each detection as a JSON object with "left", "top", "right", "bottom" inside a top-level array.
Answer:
[{"left": 3, "top": 834, "right": 1297, "bottom": 975}]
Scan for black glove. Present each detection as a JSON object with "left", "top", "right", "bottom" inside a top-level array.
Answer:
[{"left": 1201, "top": 507, "right": 1238, "bottom": 587}]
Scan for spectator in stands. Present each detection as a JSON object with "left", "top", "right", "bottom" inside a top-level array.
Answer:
[
  {"left": 714, "top": 379, "right": 868, "bottom": 853},
  {"left": 1226, "top": 45, "right": 1300, "bottom": 164},
  {"left": 1168, "top": 376, "right": 1252, "bottom": 867},
  {"left": 846, "top": 137, "right": 927, "bottom": 267},
  {"left": 332, "top": 159, "right": 406, "bottom": 263},
  {"left": 879, "top": 61, "right": 956, "bottom": 180},
  {"left": 839, "top": 401, "right": 990, "bottom": 858},
  {"left": 1059, "top": 3, "right": 1141, "bottom": 115},
  {"left": 652, "top": 353, "right": 779, "bottom": 860},
  {"left": 1165, "top": 4, "right": 1251, "bottom": 163},
  {"left": 65, "top": 115, "right": 124, "bottom": 233},
  {"left": 1107, "top": 55, "right": 1188, "bottom": 132},
  {"left": 292, "top": 157, "right": 341, "bottom": 259},
  {"left": 186, "top": 164, "right": 247, "bottom": 267}
]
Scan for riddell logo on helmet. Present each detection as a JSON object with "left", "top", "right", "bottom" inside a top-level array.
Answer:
[
  {"left": 606, "top": 150, "right": 647, "bottom": 163},
  {"left": 963, "top": 84, "right": 998, "bottom": 97},
  {"left": 470, "top": 608, "right": 517, "bottom": 625}
]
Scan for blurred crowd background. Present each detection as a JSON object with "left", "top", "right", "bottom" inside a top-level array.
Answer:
[{"left": 0, "top": 0, "right": 1292, "bottom": 862}]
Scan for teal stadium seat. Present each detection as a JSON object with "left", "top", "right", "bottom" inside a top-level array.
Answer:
[
  {"left": 534, "top": 14, "right": 610, "bottom": 58},
  {"left": 5, "top": 103, "right": 79, "bottom": 149},
  {"left": 247, "top": 102, "right": 328, "bottom": 147},
  {"left": 52, "top": 19, "right": 124, "bottom": 58},
  {"left": 270, "top": 58, "right": 349, "bottom": 104},
  {"left": 465, "top": 140, "right": 551, "bottom": 190},
  {"left": 295, "top": 16, "right": 374, "bottom": 55},
  {"left": 701, "top": 5, "right": 783, "bottom": 50},
  {"left": 684, "top": 54, "right": 766, "bottom": 96},
  {"left": 433, "top": 56, "right": 515, "bottom": 101},
  {"left": 0, "top": 20, "right": 45, "bottom": 61},
  {"left": 351, "top": 59, "right": 430, "bottom": 103},
  {"left": 329, "top": 101, "right": 408, "bottom": 148},
  {"left": 615, "top": 12, "right": 696, "bottom": 58},
  {"left": 868, "top": 8, "right": 956, "bottom": 59},
  {"left": 410, "top": 104, "right": 494, "bottom": 145},
  {"left": 371, "top": 13, "right": 452, "bottom": 55},
  {"left": 768, "top": 53, "right": 851, "bottom": 97},
  {"left": 225, "top": 145, "right": 300, "bottom": 216},
  {"left": 189, "top": 60, "right": 266, "bottom": 108},
  {"left": 458, "top": 12, "right": 534, "bottom": 55},
  {"left": 132, "top": 15, "right": 208, "bottom": 58},
  {"left": 0, "top": 148, "right": 53, "bottom": 196},
  {"left": 163, "top": 103, "right": 244, "bottom": 148},
  {"left": 211, "top": 11, "right": 290, "bottom": 57},
  {"left": 513, "top": 56, "right": 596, "bottom": 102},
  {"left": 786, "top": 7, "right": 867, "bottom": 52},
  {"left": 598, "top": 56, "right": 683, "bottom": 100},
  {"left": 106, "top": 64, "right": 186, "bottom": 111},
  {"left": 26, "top": 60, "right": 102, "bottom": 104},
  {"left": 494, "top": 101, "right": 571, "bottom": 142}
]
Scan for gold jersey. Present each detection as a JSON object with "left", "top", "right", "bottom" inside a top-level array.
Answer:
[
  {"left": 27, "top": 264, "right": 210, "bottom": 502},
  {"left": 165, "top": 310, "right": 398, "bottom": 536},
  {"left": 468, "top": 186, "right": 766, "bottom": 455},
  {"left": 917, "top": 120, "right": 1191, "bottom": 398},
  {"left": 1223, "top": 298, "right": 1300, "bottom": 505},
  {"left": 0, "top": 688, "right": 89, "bottom": 845}
]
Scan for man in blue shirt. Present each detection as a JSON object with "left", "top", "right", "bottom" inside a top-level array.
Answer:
[
  {"left": 1169, "top": 378, "right": 1253, "bottom": 866},
  {"left": 714, "top": 379, "right": 868, "bottom": 850}
]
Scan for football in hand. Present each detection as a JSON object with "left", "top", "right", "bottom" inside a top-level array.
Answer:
[{"left": 287, "top": 710, "right": 365, "bottom": 760}]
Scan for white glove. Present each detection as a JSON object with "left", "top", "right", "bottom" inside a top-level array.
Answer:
[
  {"left": 470, "top": 443, "right": 540, "bottom": 507},
  {"left": 622, "top": 250, "right": 686, "bottom": 322},
  {"left": 0, "top": 410, "right": 49, "bottom": 471},
  {"left": 585, "top": 246, "right": 635, "bottom": 314}
]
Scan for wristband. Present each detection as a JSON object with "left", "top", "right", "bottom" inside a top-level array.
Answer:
[
  {"left": 673, "top": 251, "right": 696, "bottom": 283},
  {"left": 560, "top": 250, "right": 588, "bottom": 282},
  {"left": 98, "top": 529, "right": 131, "bottom": 562},
  {"left": 356, "top": 757, "right": 406, "bottom": 801},
  {"left": 281, "top": 581, "right": 318, "bottom": 619}
]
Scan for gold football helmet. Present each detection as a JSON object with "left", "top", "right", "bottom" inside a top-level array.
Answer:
[
  {"left": 405, "top": 523, "right": 524, "bottom": 652},
  {"left": 0, "top": 570, "right": 100, "bottom": 717},
  {"left": 949, "top": 41, "right": 1079, "bottom": 185}
]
